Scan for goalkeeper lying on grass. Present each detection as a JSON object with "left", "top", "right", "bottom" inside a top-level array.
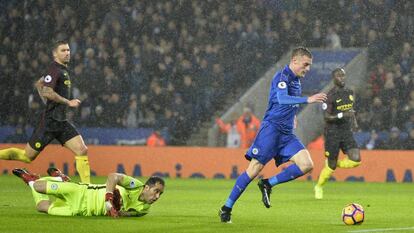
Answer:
[{"left": 12, "top": 167, "right": 164, "bottom": 217}]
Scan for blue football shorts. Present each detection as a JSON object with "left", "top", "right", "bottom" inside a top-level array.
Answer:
[{"left": 245, "top": 121, "right": 305, "bottom": 166}]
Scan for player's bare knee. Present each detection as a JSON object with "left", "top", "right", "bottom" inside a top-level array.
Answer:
[
  {"left": 304, "top": 162, "right": 314, "bottom": 173},
  {"left": 246, "top": 159, "right": 264, "bottom": 178},
  {"left": 34, "top": 180, "right": 47, "bottom": 193},
  {"left": 246, "top": 169, "right": 260, "bottom": 178},
  {"left": 298, "top": 160, "right": 314, "bottom": 173},
  {"left": 246, "top": 166, "right": 261, "bottom": 178},
  {"left": 36, "top": 200, "right": 50, "bottom": 213},
  {"left": 74, "top": 145, "right": 88, "bottom": 155},
  {"left": 79, "top": 145, "right": 88, "bottom": 155},
  {"left": 24, "top": 147, "right": 39, "bottom": 162}
]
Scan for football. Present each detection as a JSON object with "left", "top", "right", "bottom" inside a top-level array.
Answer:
[{"left": 342, "top": 203, "right": 365, "bottom": 225}]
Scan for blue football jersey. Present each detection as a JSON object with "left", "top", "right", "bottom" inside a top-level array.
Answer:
[{"left": 263, "top": 65, "right": 307, "bottom": 133}]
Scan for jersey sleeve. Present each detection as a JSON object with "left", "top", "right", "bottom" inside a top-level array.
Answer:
[
  {"left": 120, "top": 175, "right": 144, "bottom": 190},
  {"left": 322, "top": 91, "right": 334, "bottom": 113},
  {"left": 273, "top": 74, "right": 308, "bottom": 104},
  {"left": 43, "top": 68, "right": 60, "bottom": 89},
  {"left": 349, "top": 89, "right": 355, "bottom": 102}
]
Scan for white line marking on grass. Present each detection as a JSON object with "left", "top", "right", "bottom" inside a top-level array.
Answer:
[{"left": 348, "top": 226, "right": 414, "bottom": 233}]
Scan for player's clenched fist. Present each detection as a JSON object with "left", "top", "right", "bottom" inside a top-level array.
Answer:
[
  {"left": 67, "top": 99, "right": 81, "bottom": 108},
  {"left": 105, "top": 192, "right": 119, "bottom": 218}
]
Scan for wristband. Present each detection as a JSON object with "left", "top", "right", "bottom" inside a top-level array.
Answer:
[{"left": 105, "top": 201, "right": 113, "bottom": 210}]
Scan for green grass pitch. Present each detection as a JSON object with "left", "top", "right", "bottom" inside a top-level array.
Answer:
[{"left": 1, "top": 176, "right": 413, "bottom": 233}]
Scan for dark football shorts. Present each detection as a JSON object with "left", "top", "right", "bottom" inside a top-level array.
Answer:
[
  {"left": 29, "top": 118, "right": 80, "bottom": 151},
  {"left": 324, "top": 128, "right": 358, "bottom": 159}
]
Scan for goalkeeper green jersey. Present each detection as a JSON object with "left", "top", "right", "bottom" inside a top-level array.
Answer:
[{"left": 45, "top": 175, "right": 151, "bottom": 216}]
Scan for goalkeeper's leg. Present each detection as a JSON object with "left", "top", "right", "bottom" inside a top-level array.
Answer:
[
  {"left": 34, "top": 180, "right": 84, "bottom": 216},
  {"left": 36, "top": 198, "right": 73, "bottom": 216}
]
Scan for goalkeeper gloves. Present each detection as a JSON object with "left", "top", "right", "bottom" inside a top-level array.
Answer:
[{"left": 105, "top": 192, "right": 119, "bottom": 218}]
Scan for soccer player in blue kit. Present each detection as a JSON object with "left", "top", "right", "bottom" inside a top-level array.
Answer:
[{"left": 219, "top": 47, "right": 327, "bottom": 223}]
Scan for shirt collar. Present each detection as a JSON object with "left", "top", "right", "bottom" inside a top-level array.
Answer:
[
  {"left": 53, "top": 61, "right": 68, "bottom": 70},
  {"left": 283, "top": 65, "right": 297, "bottom": 79}
]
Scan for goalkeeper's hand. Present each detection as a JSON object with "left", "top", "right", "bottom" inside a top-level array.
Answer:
[{"left": 105, "top": 192, "right": 119, "bottom": 218}]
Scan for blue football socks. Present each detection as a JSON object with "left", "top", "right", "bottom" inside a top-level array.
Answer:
[
  {"left": 268, "top": 164, "right": 304, "bottom": 186},
  {"left": 224, "top": 172, "right": 252, "bottom": 208}
]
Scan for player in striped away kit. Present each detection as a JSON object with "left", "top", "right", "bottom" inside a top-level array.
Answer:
[
  {"left": 219, "top": 47, "right": 327, "bottom": 223},
  {"left": 0, "top": 40, "right": 91, "bottom": 183},
  {"left": 13, "top": 167, "right": 165, "bottom": 217}
]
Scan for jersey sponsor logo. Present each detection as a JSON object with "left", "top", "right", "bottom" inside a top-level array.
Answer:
[
  {"left": 277, "top": 81, "right": 287, "bottom": 89},
  {"left": 336, "top": 103, "right": 353, "bottom": 111},
  {"left": 349, "top": 95, "right": 354, "bottom": 101},
  {"left": 336, "top": 99, "right": 342, "bottom": 103},
  {"left": 322, "top": 103, "right": 327, "bottom": 110},
  {"left": 44, "top": 75, "right": 52, "bottom": 83},
  {"left": 252, "top": 148, "right": 259, "bottom": 155},
  {"left": 130, "top": 180, "right": 136, "bottom": 188},
  {"left": 50, "top": 183, "right": 58, "bottom": 190}
]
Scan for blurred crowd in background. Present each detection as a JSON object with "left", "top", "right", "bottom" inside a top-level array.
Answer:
[{"left": 0, "top": 0, "right": 413, "bottom": 148}]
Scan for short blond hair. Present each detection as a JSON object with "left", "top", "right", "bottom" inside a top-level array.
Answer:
[{"left": 291, "top": 47, "right": 312, "bottom": 59}]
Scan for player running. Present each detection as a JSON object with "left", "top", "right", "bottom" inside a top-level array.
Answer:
[
  {"left": 219, "top": 47, "right": 327, "bottom": 223},
  {"left": 314, "top": 68, "right": 361, "bottom": 199},
  {"left": 12, "top": 167, "right": 164, "bottom": 217},
  {"left": 0, "top": 40, "right": 91, "bottom": 183}
]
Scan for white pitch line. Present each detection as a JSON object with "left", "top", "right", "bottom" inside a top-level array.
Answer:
[{"left": 347, "top": 226, "right": 414, "bottom": 233}]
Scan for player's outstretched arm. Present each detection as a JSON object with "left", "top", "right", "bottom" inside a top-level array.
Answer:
[
  {"left": 275, "top": 82, "right": 326, "bottom": 105},
  {"left": 307, "top": 93, "right": 327, "bottom": 103}
]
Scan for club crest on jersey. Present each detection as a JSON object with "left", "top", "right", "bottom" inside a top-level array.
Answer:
[
  {"left": 278, "top": 81, "right": 287, "bottom": 89},
  {"left": 64, "top": 80, "right": 71, "bottom": 86},
  {"left": 322, "top": 103, "right": 327, "bottom": 110},
  {"left": 349, "top": 95, "right": 354, "bottom": 101},
  {"left": 51, "top": 183, "right": 58, "bottom": 190},
  {"left": 130, "top": 180, "right": 136, "bottom": 188},
  {"left": 277, "top": 82, "right": 287, "bottom": 89},
  {"left": 252, "top": 148, "right": 259, "bottom": 155},
  {"left": 44, "top": 75, "right": 52, "bottom": 83}
]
